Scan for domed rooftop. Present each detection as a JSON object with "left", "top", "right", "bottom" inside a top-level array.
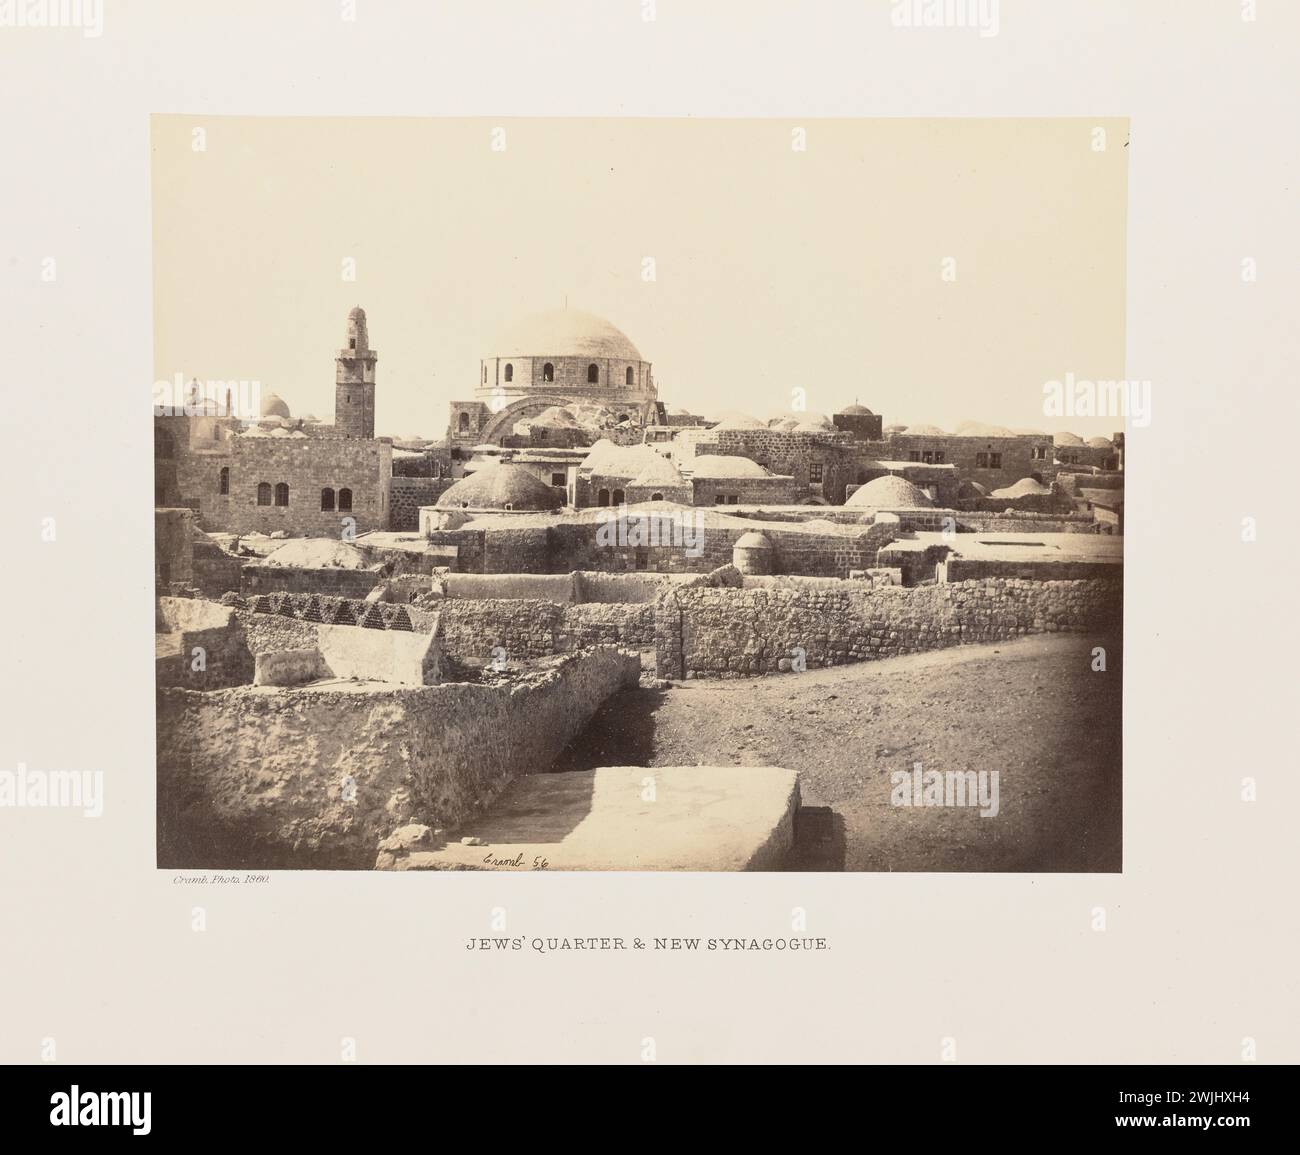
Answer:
[
  {"left": 839, "top": 403, "right": 874, "bottom": 416},
  {"left": 711, "top": 414, "right": 766, "bottom": 431},
  {"left": 734, "top": 531, "right": 773, "bottom": 550},
  {"left": 845, "top": 475, "right": 935, "bottom": 510},
  {"left": 436, "top": 464, "right": 563, "bottom": 512},
  {"left": 770, "top": 417, "right": 799, "bottom": 431},
  {"left": 630, "top": 454, "right": 685, "bottom": 488},
  {"left": 957, "top": 479, "right": 989, "bottom": 499},
  {"left": 954, "top": 420, "right": 1014, "bottom": 438},
  {"left": 792, "top": 416, "right": 834, "bottom": 433},
  {"left": 260, "top": 392, "right": 290, "bottom": 419},
  {"left": 689, "top": 455, "right": 770, "bottom": 479},
  {"left": 903, "top": 423, "right": 945, "bottom": 436},
  {"left": 1054, "top": 431, "right": 1084, "bottom": 446},
  {"left": 494, "top": 309, "right": 642, "bottom": 361},
  {"left": 1086, "top": 436, "right": 1113, "bottom": 449},
  {"left": 990, "top": 477, "right": 1051, "bottom": 499},
  {"left": 580, "top": 442, "right": 658, "bottom": 479}
]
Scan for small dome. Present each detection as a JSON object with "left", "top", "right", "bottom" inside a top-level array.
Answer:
[
  {"left": 1086, "top": 436, "right": 1113, "bottom": 449},
  {"left": 839, "top": 404, "right": 874, "bottom": 416},
  {"left": 734, "top": 531, "right": 773, "bottom": 550},
  {"left": 711, "top": 414, "right": 766, "bottom": 431},
  {"left": 630, "top": 455, "right": 684, "bottom": 488},
  {"left": 845, "top": 475, "right": 935, "bottom": 510},
  {"left": 903, "top": 423, "right": 945, "bottom": 436},
  {"left": 689, "top": 454, "right": 769, "bottom": 479},
  {"left": 581, "top": 442, "right": 659, "bottom": 480},
  {"left": 435, "top": 464, "right": 563, "bottom": 512},
  {"left": 1054, "top": 431, "right": 1084, "bottom": 446},
  {"left": 990, "top": 477, "right": 1051, "bottom": 499},
  {"left": 770, "top": 417, "right": 799, "bottom": 431},
  {"left": 957, "top": 479, "right": 989, "bottom": 499},
  {"left": 260, "top": 392, "right": 290, "bottom": 419},
  {"left": 300, "top": 413, "right": 320, "bottom": 423},
  {"left": 792, "top": 417, "right": 834, "bottom": 433},
  {"left": 953, "top": 420, "right": 1013, "bottom": 437}
]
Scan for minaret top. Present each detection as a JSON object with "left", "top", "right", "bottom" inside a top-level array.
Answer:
[{"left": 345, "top": 306, "right": 370, "bottom": 355}]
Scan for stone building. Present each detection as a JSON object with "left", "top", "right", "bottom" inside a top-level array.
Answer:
[
  {"left": 448, "top": 310, "right": 658, "bottom": 449},
  {"left": 154, "top": 307, "right": 393, "bottom": 536}
]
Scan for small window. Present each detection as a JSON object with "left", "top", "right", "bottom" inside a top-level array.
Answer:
[
  {"left": 612, "top": 488, "right": 625, "bottom": 505},
  {"left": 504, "top": 503, "right": 513, "bottom": 511},
  {"left": 257, "top": 482, "right": 272, "bottom": 506},
  {"left": 922, "top": 451, "right": 934, "bottom": 464},
  {"left": 651, "top": 492, "right": 663, "bottom": 501},
  {"left": 458, "top": 412, "right": 471, "bottom": 433},
  {"left": 274, "top": 482, "right": 289, "bottom": 506},
  {"left": 504, "top": 363, "right": 513, "bottom": 383},
  {"left": 715, "top": 495, "right": 726, "bottom": 505},
  {"left": 626, "top": 366, "right": 634, "bottom": 386},
  {"left": 338, "top": 488, "right": 353, "bottom": 512},
  {"left": 989, "top": 452, "right": 1003, "bottom": 469},
  {"left": 543, "top": 362, "right": 554, "bottom": 382},
  {"left": 975, "top": 452, "right": 988, "bottom": 468},
  {"left": 349, "top": 338, "right": 356, "bottom": 350},
  {"left": 321, "top": 487, "right": 335, "bottom": 511},
  {"left": 551, "top": 472, "right": 566, "bottom": 487},
  {"left": 597, "top": 488, "right": 610, "bottom": 507},
  {"left": 587, "top": 363, "right": 599, "bottom": 384},
  {"left": 218, "top": 467, "right": 229, "bottom": 495},
  {"left": 726, "top": 495, "right": 739, "bottom": 505},
  {"left": 934, "top": 451, "right": 945, "bottom": 464},
  {"left": 809, "top": 464, "right": 823, "bottom": 483}
]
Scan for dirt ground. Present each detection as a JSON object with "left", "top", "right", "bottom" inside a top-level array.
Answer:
[{"left": 551, "top": 633, "right": 1122, "bottom": 872}]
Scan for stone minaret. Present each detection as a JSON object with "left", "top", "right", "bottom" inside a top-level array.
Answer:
[{"left": 335, "top": 306, "right": 377, "bottom": 438}]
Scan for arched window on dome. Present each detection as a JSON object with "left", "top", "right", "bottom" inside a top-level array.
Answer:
[
  {"left": 504, "top": 363, "right": 514, "bottom": 383},
  {"left": 543, "top": 362, "right": 554, "bottom": 382},
  {"left": 321, "top": 487, "right": 335, "bottom": 511},
  {"left": 597, "top": 488, "right": 610, "bottom": 507},
  {"left": 458, "top": 412, "right": 471, "bottom": 433},
  {"left": 587, "top": 363, "right": 599, "bottom": 384},
  {"left": 256, "top": 483, "right": 271, "bottom": 506},
  {"left": 338, "top": 488, "right": 353, "bottom": 512},
  {"left": 626, "top": 366, "right": 634, "bottom": 386},
  {"left": 218, "top": 467, "right": 229, "bottom": 495},
  {"left": 274, "top": 483, "right": 289, "bottom": 507},
  {"left": 612, "top": 488, "right": 625, "bottom": 505}
]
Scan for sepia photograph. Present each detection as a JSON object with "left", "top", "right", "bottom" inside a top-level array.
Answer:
[{"left": 153, "top": 116, "right": 1127, "bottom": 873}]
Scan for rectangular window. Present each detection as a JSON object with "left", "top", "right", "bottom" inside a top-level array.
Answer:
[
  {"left": 715, "top": 495, "right": 726, "bottom": 504},
  {"left": 809, "top": 464, "right": 823, "bottom": 483},
  {"left": 990, "top": 452, "right": 1002, "bottom": 469},
  {"left": 727, "top": 495, "right": 739, "bottom": 505},
  {"left": 934, "top": 451, "right": 945, "bottom": 463},
  {"left": 551, "top": 472, "right": 566, "bottom": 487},
  {"left": 922, "top": 451, "right": 933, "bottom": 464},
  {"left": 975, "top": 452, "right": 988, "bottom": 468}
]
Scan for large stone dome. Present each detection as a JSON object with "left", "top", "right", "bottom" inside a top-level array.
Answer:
[
  {"left": 845, "top": 475, "right": 935, "bottom": 510},
  {"left": 436, "top": 464, "right": 563, "bottom": 512},
  {"left": 260, "top": 391, "right": 290, "bottom": 419},
  {"left": 494, "top": 309, "right": 643, "bottom": 361}
]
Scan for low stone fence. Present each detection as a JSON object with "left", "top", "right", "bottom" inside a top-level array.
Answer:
[
  {"left": 654, "top": 577, "right": 1122, "bottom": 679},
  {"left": 156, "top": 647, "right": 641, "bottom": 868},
  {"left": 433, "top": 598, "right": 656, "bottom": 661},
  {"left": 240, "top": 563, "right": 384, "bottom": 599}
]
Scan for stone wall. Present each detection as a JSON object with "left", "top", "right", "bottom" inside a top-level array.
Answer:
[
  {"left": 156, "top": 647, "right": 641, "bottom": 868},
  {"left": 191, "top": 539, "right": 244, "bottom": 596},
  {"left": 654, "top": 577, "right": 1122, "bottom": 679},
  {"left": 230, "top": 594, "right": 436, "bottom": 652},
  {"left": 240, "top": 563, "right": 385, "bottom": 599},
  {"left": 390, "top": 476, "right": 454, "bottom": 531},
  {"left": 434, "top": 598, "right": 656, "bottom": 661}
]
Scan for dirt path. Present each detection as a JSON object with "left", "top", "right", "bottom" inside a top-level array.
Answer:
[{"left": 551, "top": 633, "right": 1122, "bottom": 872}]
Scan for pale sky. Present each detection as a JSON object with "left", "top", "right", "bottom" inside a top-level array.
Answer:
[{"left": 152, "top": 116, "right": 1129, "bottom": 439}]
